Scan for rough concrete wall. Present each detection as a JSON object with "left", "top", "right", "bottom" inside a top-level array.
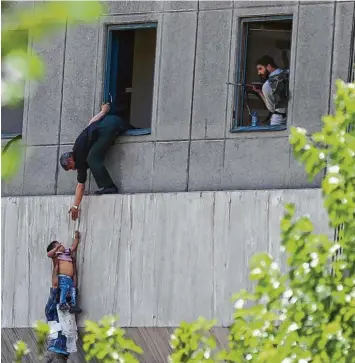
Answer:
[
  {"left": 2, "top": 189, "right": 332, "bottom": 328},
  {"left": 2, "top": 1, "right": 354, "bottom": 197}
]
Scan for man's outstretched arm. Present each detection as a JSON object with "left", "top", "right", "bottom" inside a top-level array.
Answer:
[
  {"left": 88, "top": 103, "right": 110, "bottom": 125},
  {"left": 69, "top": 182, "right": 85, "bottom": 221}
]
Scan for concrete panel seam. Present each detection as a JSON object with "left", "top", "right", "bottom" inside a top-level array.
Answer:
[
  {"left": 113, "top": 198, "right": 123, "bottom": 309},
  {"left": 22, "top": 28, "right": 34, "bottom": 142},
  {"left": 347, "top": 4, "right": 355, "bottom": 82},
  {"left": 212, "top": 192, "right": 216, "bottom": 318},
  {"left": 266, "top": 191, "right": 271, "bottom": 258},
  {"left": 221, "top": 138, "right": 227, "bottom": 190},
  {"left": 187, "top": 4, "right": 200, "bottom": 192},
  {"left": 27, "top": 134, "right": 291, "bottom": 148},
  {"left": 54, "top": 22, "right": 68, "bottom": 195},
  {"left": 154, "top": 12, "right": 165, "bottom": 137},
  {"left": 224, "top": 8, "right": 234, "bottom": 138},
  {"left": 288, "top": 3, "right": 300, "bottom": 167},
  {"left": 327, "top": 3, "right": 337, "bottom": 115},
  {"left": 92, "top": 21, "right": 101, "bottom": 123},
  {"left": 199, "top": 7, "right": 234, "bottom": 12},
  {"left": 151, "top": 142, "right": 157, "bottom": 192},
  {"left": 129, "top": 196, "right": 133, "bottom": 325}
]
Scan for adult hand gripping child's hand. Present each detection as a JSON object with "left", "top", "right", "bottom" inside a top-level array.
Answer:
[{"left": 69, "top": 206, "right": 79, "bottom": 221}]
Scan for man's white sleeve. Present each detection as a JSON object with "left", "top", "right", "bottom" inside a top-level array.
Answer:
[{"left": 262, "top": 82, "right": 275, "bottom": 113}]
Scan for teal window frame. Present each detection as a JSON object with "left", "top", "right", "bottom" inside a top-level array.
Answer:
[
  {"left": 104, "top": 22, "right": 157, "bottom": 136},
  {"left": 231, "top": 15, "right": 293, "bottom": 133}
]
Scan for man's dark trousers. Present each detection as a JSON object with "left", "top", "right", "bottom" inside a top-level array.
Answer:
[{"left": 87, "top": 115, "right": 128, "bottom": 189}]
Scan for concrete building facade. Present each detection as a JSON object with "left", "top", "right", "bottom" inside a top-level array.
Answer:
[
  {"left": 1, "top": 1, "right": 355, "bottom": 362},
  {"left": 3, "top": 0, "right": 354, "bottom": 197}
]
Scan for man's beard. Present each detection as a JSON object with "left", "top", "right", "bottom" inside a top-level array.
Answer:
[{"left": 259, "top": 69, "right": 270, "bottom": 82}]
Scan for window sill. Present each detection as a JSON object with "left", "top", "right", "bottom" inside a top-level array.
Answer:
[
  {"left": 1, "top": 133, "right": 22, "bottom": 140},
  {"left": 230, "top": 125, "right": 287, "bottom": 133},
  {"left": 123, "top": 128, "right": 151, "bottom": 136}
]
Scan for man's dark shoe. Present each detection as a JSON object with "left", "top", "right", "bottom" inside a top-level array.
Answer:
[
  {"left": 69, "top": 306, "right": 82, "bottom": 314},
  {"left": 95, "top": 186, "right": 118, "bottom": 195}
]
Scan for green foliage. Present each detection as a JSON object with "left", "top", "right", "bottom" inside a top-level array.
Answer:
[
  {"left": 1, "top": 1, "right": 103, "bottom": 181},
  {"left": 33, "top": 320, "right": 50, "bottom": 358},
  {"left": 83, "top": 316, "right": 143, "bottom": 362},
  {"left": 12, "top": 321, "right": 49, "bottom": 362},
  {"left": 169, "top": 79, "right": 355, "bottom": 363},
  {"left": 2, "top": 135, "right": 23, "bottom": 181},
  {"left": 169, "top": 318, "right": 218, "bottom": 363},
  {"left": 13, "top": 341, "right": 30, "bottom": 363}
]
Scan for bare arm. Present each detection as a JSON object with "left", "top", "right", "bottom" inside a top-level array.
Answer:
[
  {"left": 88, "top": 103, "right": 111, "bottom": 126},
  {"left": 74, "top": 183, "right": 85, "bottom": 207},
  {"left": 88, "top": 111, "right": 106, "bottom": 125},
  {"left": 47, "top": 244, "right": 62, "bottom": 258},
  {"left": 71, "top": 231, "right": 80, "bottom": 253},
  {"left": 69, "top": 183, "right": 85, "bottom": 221}
]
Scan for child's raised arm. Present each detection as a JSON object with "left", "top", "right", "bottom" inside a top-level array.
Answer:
[
  {"left": 71, "top": 231, "right": 81, "bottom": 253},
  {"left": 47, "top": 243, "right": 62, "bottom": 258}
]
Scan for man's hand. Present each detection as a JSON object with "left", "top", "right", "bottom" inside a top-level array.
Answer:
[
  {"left": 252, "top": 85, "right": 263, "bottom": 94},
  {"left": 69, "top": 206, "right": 79, "bottom": 221},
  {"left": 101, "top": 103, "right": 110, "bottom": 114},
  {"left": 74, "top": 231, "right": 80, "bottom": 240}
]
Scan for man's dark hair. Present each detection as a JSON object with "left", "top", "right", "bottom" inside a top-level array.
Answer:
[
  {"left": 256, "top": 55, "right": 278, "bottom": 68},
  {"left": 47, "top": 241, "right": 58, "bottom": 253},
  {"left": 60, "top": 152, "right": 73, "bottom": 171}
]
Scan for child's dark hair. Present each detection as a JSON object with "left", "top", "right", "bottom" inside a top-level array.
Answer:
[{"left": 47, "top": 241, "right": 58, "bottom": 253}]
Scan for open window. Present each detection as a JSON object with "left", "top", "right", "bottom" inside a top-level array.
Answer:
[
  {"left": 232, "top": 16, "right": 293, "bottom": 132},
  {"left": 1, "top": 105, "right": 24, "bottom": 139},
  {"left": 2, "top": 29, "right": 28, "bottom": 139},
  {"left": 104, "top": 23, "right": 157, "bottom": 136}
]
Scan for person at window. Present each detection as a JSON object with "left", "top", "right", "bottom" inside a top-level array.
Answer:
[
  {"left": 59, "top": 103, "right": 129, "bottom": 221},
  {"left": 253, "top": 55, "right": 289, "bottom": 126}
]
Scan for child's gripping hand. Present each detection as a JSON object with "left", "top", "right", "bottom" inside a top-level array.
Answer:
[{"left": 75, "top": 231, "right": 81, "bottom": 240}]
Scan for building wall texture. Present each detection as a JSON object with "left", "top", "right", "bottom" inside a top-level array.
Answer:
[
  {"left": 2, "top": 0, "right": 355, "bottom": 197},
  {"left": 2, "top": 189, "right": 332, "bottom": 329}
]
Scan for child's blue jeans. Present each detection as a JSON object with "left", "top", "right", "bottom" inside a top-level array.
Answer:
[{"left": 58, "top": 275, "right": 76, "bottom": 306}]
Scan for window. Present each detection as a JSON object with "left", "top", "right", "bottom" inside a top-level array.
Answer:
[
  {"left": 232, "top": 16, "right": 293, "bottom": 132},
  {"left": 2, "top": 29, "right": 28, "bottom": 139},
  {"left": 104, "top": 23, "right": 157, "bottom": 136},
  {"left": 1, "top": 105, "right": 24, "bottom": 139}
]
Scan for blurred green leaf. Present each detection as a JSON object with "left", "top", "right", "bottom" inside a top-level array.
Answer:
[{"left": 2, "top": 136, "right": 23, "bottom": 181}]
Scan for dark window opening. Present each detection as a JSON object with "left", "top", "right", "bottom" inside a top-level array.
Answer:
[
  {"left": 2, "top": 29, "right": 28, "bottom": 139},
  {"left": 104, "top": 24, "right": 157, "bottom": 135},
  {"left": 232, "top": 17, "right": 293, "bottom": 132}
]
